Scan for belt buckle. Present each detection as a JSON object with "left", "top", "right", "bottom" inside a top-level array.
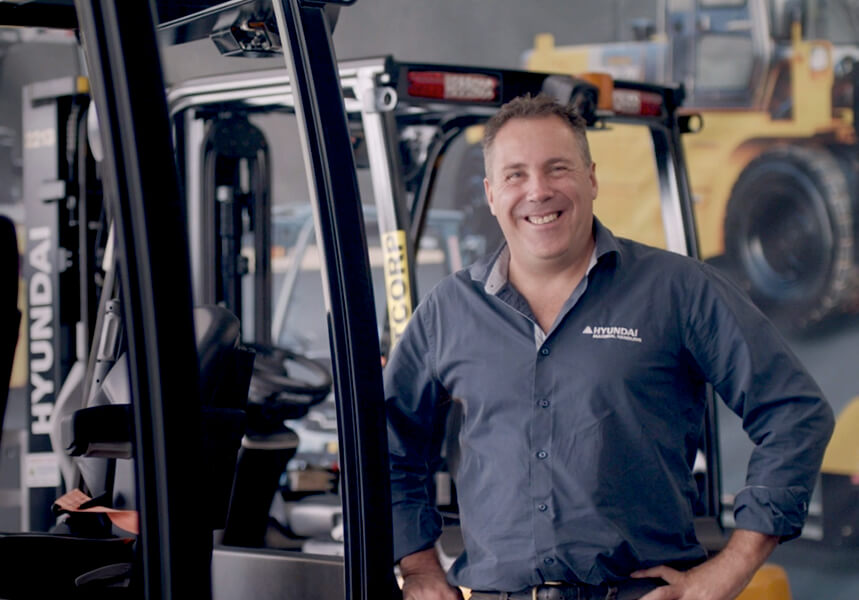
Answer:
[{"left": 533, "top": 581, "right": 566, "bottom": 600}]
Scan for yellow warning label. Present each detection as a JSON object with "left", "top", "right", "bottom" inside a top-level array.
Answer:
[{"left": 381, "top": 230, "right": 412, "bottom": 350}]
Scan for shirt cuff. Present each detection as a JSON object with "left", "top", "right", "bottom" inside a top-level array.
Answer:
[
  {"left": 392, "top": 502, "right": 443, "bottom": 563},
  {"left": 732, "top": 485, "right": 809, "bottom": 541}
]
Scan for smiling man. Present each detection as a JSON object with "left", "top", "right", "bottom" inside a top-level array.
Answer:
[
  {"left": 482, "top": 106, "right": 597, "bottom": 334},
  {"left": 384, "top": 95, "right": 834, "bottom": 600}
]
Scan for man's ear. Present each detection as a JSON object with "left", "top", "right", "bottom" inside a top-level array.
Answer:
[
  {"left": 589, "top": 161, "right": 598, "bottom": 200},
  {"left": 484, "top": 177, "right": 497, "bottom": 216}
]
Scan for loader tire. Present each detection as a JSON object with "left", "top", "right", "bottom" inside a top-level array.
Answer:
[{"left": 724, "top": 146, "right": 855, "bottom": 330}]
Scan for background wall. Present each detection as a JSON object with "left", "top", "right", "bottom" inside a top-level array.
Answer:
[{"left": 331, "top": 0, "right": 659, "bottom": 67}]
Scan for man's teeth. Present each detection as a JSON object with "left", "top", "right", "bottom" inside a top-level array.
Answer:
[{"left": 527, "top": 212, "right": 560, "bottom": 225}]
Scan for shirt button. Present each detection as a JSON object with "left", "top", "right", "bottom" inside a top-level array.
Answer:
[
  {"left": 540, "top": 399, "right": 550, "bottom": 408},
  {"left": 538, "top": 503, "right": 548, "bottom": 512},
  {"left": 537, "top": 450, "right": 548, "bottom": 459},
  {"left": 543, "top": 557, "right": 555, "bottom": 566},
  {"left": 540, "top": 347, "right": 551, "bottom": 356}
]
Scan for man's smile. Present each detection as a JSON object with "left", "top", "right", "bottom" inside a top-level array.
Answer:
[{"left": 525, "top": 211, "right": 562, "bottom": 225}]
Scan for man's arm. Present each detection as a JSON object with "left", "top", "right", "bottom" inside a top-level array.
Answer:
[
  {"left": 385, "top": 296, "right": 449, "bottom": 571},
  {"left": 632, "top": 529, "right": 778, "bottom": 600},
  {"left": 400, "top": 548, "right": 464, "bottom": 600},
  {"left": 685, "top": 263, "right": 834, "bottom": 541}
]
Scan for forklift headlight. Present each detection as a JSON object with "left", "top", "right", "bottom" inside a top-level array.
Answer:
[
  {"left": 809, "top": 45, "right": 830, "bottom": 73},
  {"left": 406, "top": 70, "right": 499, "bottom": 102}
]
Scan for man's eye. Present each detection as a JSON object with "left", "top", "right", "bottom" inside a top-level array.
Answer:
[
  {"left": 505, "top": 172, "right": 522, "bottom": 181},
  {"left": 551, "top": 165, "right": 569, "bottom": 173}
]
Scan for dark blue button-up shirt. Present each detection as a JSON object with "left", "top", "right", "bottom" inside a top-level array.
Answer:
[{"left": 384, "top": 221, "right": 834, "bottom": 591}]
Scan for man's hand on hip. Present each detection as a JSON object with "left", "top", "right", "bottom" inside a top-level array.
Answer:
[
  {"left": 631, "top": 529, "right": 779, "bottom": 600},
  {"left": 399, "top": 547, "right": 464, "bottom": 600}
]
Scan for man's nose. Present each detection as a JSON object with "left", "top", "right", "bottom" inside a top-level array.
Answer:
[{"left": 525, "top": 172, "right": 552, "bottom": 202}]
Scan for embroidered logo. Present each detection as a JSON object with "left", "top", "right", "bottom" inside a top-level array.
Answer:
[{"left": 582, "top": 325, "right": 642, "bottom": 343}]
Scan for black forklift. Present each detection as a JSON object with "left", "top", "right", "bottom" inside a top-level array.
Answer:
[{"left": 0, "top": 0, "right": 748, "bottom": 598}]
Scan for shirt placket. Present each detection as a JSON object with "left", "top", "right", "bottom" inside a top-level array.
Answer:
[
  {"left": 529, "top": 275, "right": 593, "bottom": 581},
  {"left": 532, "top": 337, "right": 558, "bottom": 579},
  {"left": 488, "top": 249, "right": 597, "bottom": 584}
]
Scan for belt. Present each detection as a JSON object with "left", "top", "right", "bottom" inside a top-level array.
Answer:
[{"left": 469, "top": 578, "right": 665, "bottom": 600}]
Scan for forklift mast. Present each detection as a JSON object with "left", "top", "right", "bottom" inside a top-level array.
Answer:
[{"left": 20, "top": 75, "right": 100, "bottom": 530}]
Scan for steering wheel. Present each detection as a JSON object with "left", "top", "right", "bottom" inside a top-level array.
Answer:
[{"left": 245, "top": 343, "right": 333, "bottom": 424}]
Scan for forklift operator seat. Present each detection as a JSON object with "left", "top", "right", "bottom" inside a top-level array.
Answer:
[
  {"left": 0, "top": 305, "right": 253, "bottom": 599},
  {"left": 60, "top": 304, "right": 253, "bottom": 528}
]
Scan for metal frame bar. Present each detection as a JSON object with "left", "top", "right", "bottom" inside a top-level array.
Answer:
[
  {"left": 357, "top": 66, "right": 419, "bottom": 332},
  {"left": 271, "top": 2, "right": 395, "bottom": 599},
  {"left": 72, "top": 0, "right": 209, "bottom": 596},
  {"left": 650, "top": 112, "right": 724, "bottom": 524}
]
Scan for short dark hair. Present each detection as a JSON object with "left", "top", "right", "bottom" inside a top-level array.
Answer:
[{"left": 481, "top": 93, "right": 592, "bottom": 176}]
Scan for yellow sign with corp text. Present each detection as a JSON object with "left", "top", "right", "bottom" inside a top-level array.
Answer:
[{"left": 381, "top": 230, "right": 412, "bottom": 350}]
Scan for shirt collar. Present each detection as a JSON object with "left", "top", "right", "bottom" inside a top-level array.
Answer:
[{"left": 470, "top": 217, "right": 621, "bottom": 295}]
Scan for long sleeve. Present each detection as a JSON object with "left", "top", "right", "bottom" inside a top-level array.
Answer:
[
  {"left": 384, "top": 297, "right": 446, "bottom": 562},
  {"left": 684, "top": 262, "right": 835, "bottom": 540}
]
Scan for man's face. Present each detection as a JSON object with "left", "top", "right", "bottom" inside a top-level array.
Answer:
[{"left": 483, "top": 115, "right": 598, "bottom": 271}]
